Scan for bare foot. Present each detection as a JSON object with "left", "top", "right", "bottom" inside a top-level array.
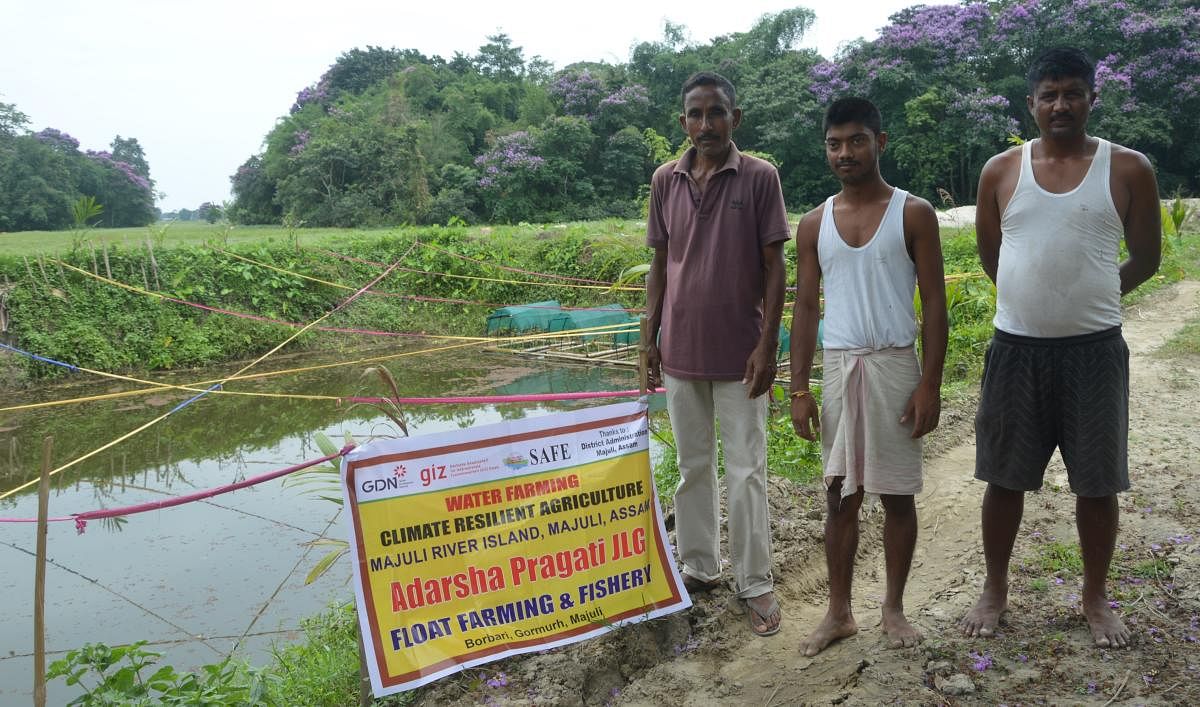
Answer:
[
  {"left": 799, "top": 610, "right": 858, "bottom": 657},
  {"left": 960, "top": 585, "right": 1007, "bottom": 638},
  {"left": 1082, "top": 597, "right": 1131, "bottom": 648},
  {"left": 881, "top": 606, "right": 923, "bottom": 649}
]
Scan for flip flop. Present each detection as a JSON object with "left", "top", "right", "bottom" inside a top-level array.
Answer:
[
  {"left": 745, "top": 593, "right": 781, "bottom": 637},
  {"left": 681, "top": 573, "right": 721, "bottom": 594}
]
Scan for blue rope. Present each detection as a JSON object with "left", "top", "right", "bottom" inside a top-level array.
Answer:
[
  {"left": 0, "top": 341, "right": 79, "bottom": 372},
  {"left": 0, "top": 340, "right": 219, "bottom": 414},
  {"left": 168, "top": 384, "right": 223, "bottom": 414}
]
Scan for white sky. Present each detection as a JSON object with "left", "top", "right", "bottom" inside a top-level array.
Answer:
[{"left": 1, "top": 0, "right": 949, "bottom": 212}]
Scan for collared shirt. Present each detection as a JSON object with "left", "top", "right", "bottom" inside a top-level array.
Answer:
[{"left": 646, "top": 145, "right": 791, "bottom": 379}]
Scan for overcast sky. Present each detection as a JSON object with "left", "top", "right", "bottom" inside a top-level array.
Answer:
[{"left": 1, "top": 0, "right": 949, "bottom": 212}]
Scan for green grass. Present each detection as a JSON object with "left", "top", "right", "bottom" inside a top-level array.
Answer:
[
  {"left": 1156, "top": 319, "right": 1200, "bottom": 357},
  {"left": 1130, "top": 558, "right": 1173, "bottom": 581},
  {"left": 1036, "top": 541, "right": 1084, "bottom": 575},
  {"left": 261, "top": 603, "right": 414, "bottom": 706},
  {"left": 0, "top": 221, "right": 397, "bottom": 256}
]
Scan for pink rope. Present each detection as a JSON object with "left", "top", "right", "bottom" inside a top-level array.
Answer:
[
  {"left": 413, "top": 240, "right": 615, "bottom": 285},
  {"left": 342, "top": 387, "right": 664, "bottom": 405},
  {"left": 0, "top": 446, "right": 355, "bottom": 531}
]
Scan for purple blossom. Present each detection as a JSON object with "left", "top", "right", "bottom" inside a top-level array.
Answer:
[
  {"left": 485, "top": 671, "right": 508, "bottom": 688},
  {"left": 809, "top": 61, "right": 850, "bottom": 103},
  {"left": 474, "top": 131, "right": 545, "bottom": 189},
  {"left": 289, "top": 130, "right": 311, "bottom": 156},
  {"left": 875, "top": 3, "right": 990, "bottom": 66},
  {"left": 599, "top": 84, "right": 650, "bottom": 110},
  {"left": 291, "top": 81, "right": 330, "bottom": 114},
  {"left": 550, "top": 70, "right": 606, "bottom": 117},
  {"left": 969, "top": 650, "right": 993, "bottom": 672},
  {"left": 33, "top": 128, "right": 79, "bottom": 151},
  {"left": 86, "top": 150, "right": 152, "bottom": 192}
]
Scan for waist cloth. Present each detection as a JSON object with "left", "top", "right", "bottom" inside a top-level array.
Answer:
[{"left": 821, "top": 346, "right": 923, "bottom": 498}]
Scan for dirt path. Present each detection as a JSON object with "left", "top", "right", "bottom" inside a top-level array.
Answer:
[{"left": 418, "top": 279, "right": 1200, "bottom": 707}]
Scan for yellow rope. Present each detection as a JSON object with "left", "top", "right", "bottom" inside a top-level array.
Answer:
[
  {"left": 0, "top": 257, "right": 413, "bottom": 500},
  {"left": 0, "top": 322, "right": 639, "bottom": 413}
]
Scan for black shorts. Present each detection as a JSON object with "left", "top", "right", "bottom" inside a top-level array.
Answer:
[{"left": 974, "top": 326, "right": 1129, "bottom": 497}]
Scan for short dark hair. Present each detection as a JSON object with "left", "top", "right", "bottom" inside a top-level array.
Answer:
[
  {"left": 823, "top": 97, "right": 882, "bottom": 136},
  {"left": 1027, "top": 47, "right": 1095, "bottom": 92},
  {"left": 681, "top": 71, "right": 736, "bottom": 107}
]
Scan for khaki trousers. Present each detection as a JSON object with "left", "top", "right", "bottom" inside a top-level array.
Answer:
[{"left": 665, "top": 373, "right": 773, "bottom": 599}]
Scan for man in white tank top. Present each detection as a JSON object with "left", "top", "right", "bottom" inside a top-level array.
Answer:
[
  {"left": 961, "top": 48, "right": 1161, "bottom": 649},
  {"left": 789, "top": 98, "right": 948, "bottom": 656}
]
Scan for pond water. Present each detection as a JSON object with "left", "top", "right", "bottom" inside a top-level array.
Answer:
[{"left": 0, "top": 345, "right": 658, "bottom": 704}]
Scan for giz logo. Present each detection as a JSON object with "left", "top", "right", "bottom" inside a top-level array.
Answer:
[{"left": 419, "top": 464, "right": 447, "bottom": 487}]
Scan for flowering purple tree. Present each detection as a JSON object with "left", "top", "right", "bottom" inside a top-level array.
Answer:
[
  {"left": 549, "top": 70, "right": 606, "bottom": 118},
  {"left": 809, "top": 0, "right": 1200, "bottom": 199}
]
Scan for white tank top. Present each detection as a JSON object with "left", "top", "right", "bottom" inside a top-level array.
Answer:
[
  {"left": 994, "top": 139, "right": 1123, "bottom": 337},
  {"left": 818, "top": 188, "right": 917, "bottom": 350}
]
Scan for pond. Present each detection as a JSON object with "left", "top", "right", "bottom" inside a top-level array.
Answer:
[{"left": 0, "top": 344, "right": 659, "bottom": 704}]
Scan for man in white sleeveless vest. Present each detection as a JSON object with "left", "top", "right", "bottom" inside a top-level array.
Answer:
[
  {"left": 790, "top": 97, "right": 948, "bottom": 656},
  {"left": 960, "top": 47, "right": 1161, "bottom": 648}
]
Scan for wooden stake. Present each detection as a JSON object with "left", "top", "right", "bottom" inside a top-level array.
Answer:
[
  {"left": 33, "top": 436, "right": 53, "bottom": 707},
  {"left": 356, "top": 627, "right": 372, "bottom": 707},
  {"left": 102, "top": 244, "right": 112, "bottom": 279},
  {"left": 638, "top": 316, "right": 650, "bottom": 395},
  {"left": 146, "top": 239, "right": 160, "bottom": 291}
]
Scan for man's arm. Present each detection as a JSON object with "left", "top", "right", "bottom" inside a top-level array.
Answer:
[
  {"left": 975, "top": 154, "right": 1005, "bottom": 284},
  {"left": 789, "top": 210, "right": 822, "bottom": 440},
  {"left": 902, "top": 197, "right": 948, "bottom": 439},
  {"left": 644, "top": 246, "right": 668, "bottom": 388},
  {"left": 1116, "top": 149, "right": 1162, "bottom": 295},
  {"left": 744, "top": 239, "right": 786, "bottom": 398}
]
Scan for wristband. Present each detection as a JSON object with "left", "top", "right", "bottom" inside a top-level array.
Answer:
[{"left": 789, "top": 390, "right": 812, "bottom": 401}]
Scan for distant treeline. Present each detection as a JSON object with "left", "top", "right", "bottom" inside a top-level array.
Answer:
[
  {"left": 0, "top": 104, "right": 157, "bottom": 231},
  {"left": 227, "top": 0, "right": 1199, "bottom": 227}
]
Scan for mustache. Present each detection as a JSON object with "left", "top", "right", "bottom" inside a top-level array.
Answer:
[{"left": 696, "top": 134, "right": 719, "bottom": 141}]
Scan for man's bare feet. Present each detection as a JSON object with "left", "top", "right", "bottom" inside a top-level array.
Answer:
[
  {"left": 799, "top": 610, "right": 858, "bottom": 656},
  {"left": 960, "top": 585, "right": 1007, "bottom": 638},
  {"left": 1082, "top": 597, "right": 1131, "bottom": 648},
  {"left": 881, "top": 606, "right": 923, "bottom": 648}
]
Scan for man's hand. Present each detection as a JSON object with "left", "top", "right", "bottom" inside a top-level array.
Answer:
[
  {"left": 900, "top": 382, "right": 941, "bottom": 438},
  {"left": 644, "top": 343, "right": 662, "bottom": 389},
  {"left": 742, "top": 345, "right": 777, "bottom": 398},
  {"left": 790, "top": 393, "right": 819, "bottom": 441}
]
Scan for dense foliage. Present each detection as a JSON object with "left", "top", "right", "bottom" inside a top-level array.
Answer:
[
  {"left": 0, "top": 101, "right": 157, "bottom": 231},
  {"left": 229, "top": 0, "right": 1197, "bottom": 227}
]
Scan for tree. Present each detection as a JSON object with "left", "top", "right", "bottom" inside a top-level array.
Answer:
[
  {"left": 110, "top": 136, "right": 151, "bottom": 179},
  {"left": 476, "top": 33, "right": 524, "bottom": 79}
]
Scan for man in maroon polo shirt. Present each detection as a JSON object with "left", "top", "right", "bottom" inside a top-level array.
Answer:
[{"left": 645, "top": 71, "right": 790, "bottom": 637}]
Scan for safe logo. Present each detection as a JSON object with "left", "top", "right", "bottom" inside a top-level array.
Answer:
[{"left": 503, "top": 454, "right": 529, "bottom": 470}]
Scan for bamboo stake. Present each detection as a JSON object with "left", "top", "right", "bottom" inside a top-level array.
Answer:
[
  {"left": 33, "top": 436, "right": 53, "bottom": 707},
  {"left": 638, "top": 316, "right": 650, "bottom": 395},
  {"left": 102, "top": 244, "right": 112, "bottom": 280},
  {"left": 146, "top": 239, "right": 160, "bottom": 291},
  {"left": 89, "top": 241, "right": 98, "bottom": 274},
  {"left": 357, "top": 628, "right": 372, "bottom": 707}
]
